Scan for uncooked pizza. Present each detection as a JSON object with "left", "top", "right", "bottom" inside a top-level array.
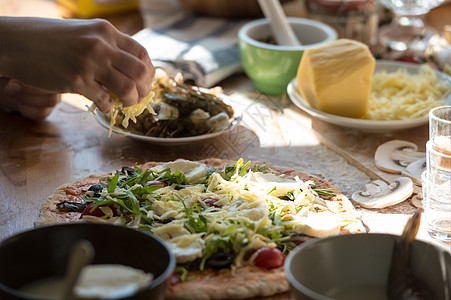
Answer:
[{"left": 36, "top": 158, "right": 366, "bottom": 299}]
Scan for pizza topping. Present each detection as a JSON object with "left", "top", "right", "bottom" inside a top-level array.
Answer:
[
  {"left": 66, "top": 159, "right": 362, "bottom": 275},
  {"left": 86, "top": 184, "right": 104, "bottom": 197},
  {"left": 56, "top": 201, "right": 87, "bottom": 212},
  {"left": 202, "top": 198, "right": 220, "bottom": 208},
  {"left": 251, "top": 247, "right": 285, "bottom": 270},
  {"left": 79, "top": 203, "right": 118, "bottom": 219},
  {"left": 146, "top": 180, "right": 166, "bottom": 187},
  {"left": 206, "top": 252, "right": 234, "bottom": 269},
  {"left": 292, "top": 211, "right": 341, "bottom": 237},
  {"left": 153, "top": 160, "right": 207, "bottom": 184}
]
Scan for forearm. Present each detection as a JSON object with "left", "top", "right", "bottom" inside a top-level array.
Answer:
[{"left": 0, "top": 17, "right": 18, "bottom": 78}]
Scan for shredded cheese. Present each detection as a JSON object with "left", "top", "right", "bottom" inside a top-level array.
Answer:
[
  {"left": 108, "top": 91, "right": 156, "bottom": 137},
  {"left": 364, "top": 65, "right": 450, "bottom": 120},
  {"left": 81, "top": 160, "right": 358, "bottom": 268}
]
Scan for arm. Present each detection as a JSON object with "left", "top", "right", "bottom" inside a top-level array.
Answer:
[{"left": 0, "top": 17, "right": 155, "bottom": 113}]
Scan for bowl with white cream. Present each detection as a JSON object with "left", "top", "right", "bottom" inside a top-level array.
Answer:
[{"left": 0, "top": 223, "right": 175, "bottom": 300}]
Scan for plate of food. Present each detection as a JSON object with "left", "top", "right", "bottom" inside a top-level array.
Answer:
[
  {"left": 93, "top": 69, "right": 241, "bottom": 145},
  {"left": 287, "top": 60, "right": 451, "bottom": 131},
  {"left": 36, "top": 158, "right": 367, "bottom": 299}
]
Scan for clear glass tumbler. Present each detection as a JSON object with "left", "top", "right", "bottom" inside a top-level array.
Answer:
[{"left": 422, "top": 170, "right": 451, "bottom": 243}]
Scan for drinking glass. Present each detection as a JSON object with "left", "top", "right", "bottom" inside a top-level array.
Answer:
[
  {"left": 378, "top": 0, "right": 445, "bottom": 57},
  {"left": 422, "top": 170, "right": 451, "bottom": 243},
  {"left": 429, "top": 106, "right": 451, "bottom": 146}
]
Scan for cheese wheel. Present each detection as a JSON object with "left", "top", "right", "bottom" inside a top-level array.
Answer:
[{"left": 296, "top": 39, "right": 375, "bottom": 118}]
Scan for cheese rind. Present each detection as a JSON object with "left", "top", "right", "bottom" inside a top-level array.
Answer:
[{"left": 296, "top": 39, "right": 375, "bottom": 118}]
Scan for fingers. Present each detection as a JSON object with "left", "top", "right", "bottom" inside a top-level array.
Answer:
[
  {"left": 18, "top": 104, "right": 55, "bottom": 121},
  {"left": 6, "top": 80, "right": 60, "bottom": 107},
  {"left": 111, "top": 50, "right": 154, "bottom": 104},
  {"left": 112, "top": 32, "right": 155, "bottom": 105},
  {"left": 3, "top": 79, "right": 61, "bottom": 121}
]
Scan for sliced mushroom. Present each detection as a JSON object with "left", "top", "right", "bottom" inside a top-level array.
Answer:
[
  {"left": 375, "top": 140, "right": 425, "bottom": 174},
  {"left": 411, "top": 184, "right": 423, "bottom": 209},
  {"left": 352, "top": 177, "right": 414, "bottom": 208},
  {"left": 402, "top": 157, "right": 426, "bottom": 186},
  {"left": 411, "top": 194, "right": 423, "bottom": 209}
]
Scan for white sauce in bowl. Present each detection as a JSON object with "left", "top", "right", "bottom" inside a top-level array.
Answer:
[{"left": 18, "top": 264, "right": 153, "bottom": 299}]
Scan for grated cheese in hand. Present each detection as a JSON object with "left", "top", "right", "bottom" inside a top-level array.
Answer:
[{"left": 108, "top": 92, "right": 156, "bottom": 137}]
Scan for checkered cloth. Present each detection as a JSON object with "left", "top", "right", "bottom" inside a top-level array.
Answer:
[{"left": 136, "top": 0, "right": 247, "bottom": 87}]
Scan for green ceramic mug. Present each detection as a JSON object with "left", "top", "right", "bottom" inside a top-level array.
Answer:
[{"left": 238, "top": 18, "right": 337, "bottom": 96}]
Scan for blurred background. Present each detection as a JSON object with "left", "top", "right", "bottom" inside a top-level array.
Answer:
[{"left": 1, "top": 0, "right": 450, "bottom": 68}]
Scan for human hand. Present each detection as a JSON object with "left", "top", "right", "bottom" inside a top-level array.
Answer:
[
  {"left": 0, "top": 78, "right": 60, "bottom": 121},
  {"left": 0, "top": 17, "right": 155, "bottom": 113}
]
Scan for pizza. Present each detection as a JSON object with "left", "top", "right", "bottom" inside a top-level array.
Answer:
[{"left": 36, "top": 158, "right": 366, "bottom": 299}]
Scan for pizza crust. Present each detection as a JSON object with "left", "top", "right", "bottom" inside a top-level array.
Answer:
[
  {"left": 35, "top": 158, "right": 365, "bottom": 300},
  {"left": 35, "top": 174, "right": 103, "bottom": 226},
  {"left": 167, "top": 266, "right": 288, "bottom": 300}
]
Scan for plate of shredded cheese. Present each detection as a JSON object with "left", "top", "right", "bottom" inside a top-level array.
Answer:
[{"left": 287, "top": 60, "right": 451, "bottom": 130}]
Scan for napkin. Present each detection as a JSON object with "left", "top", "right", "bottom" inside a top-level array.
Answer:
[{"left": 136, "top": 0, "right": 247, "bottom": 87}]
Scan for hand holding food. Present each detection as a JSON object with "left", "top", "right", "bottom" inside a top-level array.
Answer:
[
  {"left": 99, "top": 69, "right": 235, "bottom": 139},
  {"left": 0, "top": 17, "right": 155, "bottom": 113}
]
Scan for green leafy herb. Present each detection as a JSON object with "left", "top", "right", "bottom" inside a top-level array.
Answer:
[
  {"left": 107, "top": 173, "right": 120, "bottom": 193},
  {"left": 180, "top": 198, "right": 208, "bottom": 233}
]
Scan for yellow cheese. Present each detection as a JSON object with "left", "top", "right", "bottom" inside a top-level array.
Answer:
[{"left": 296, "top": 39, "right": 375, "bottom": 118}]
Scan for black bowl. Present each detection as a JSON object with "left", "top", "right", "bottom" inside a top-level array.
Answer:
[{"left": 0, "top": 223, "right": 175, "bottom": 300}]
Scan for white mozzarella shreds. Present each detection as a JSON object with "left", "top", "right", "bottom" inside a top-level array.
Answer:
[{"left": 82, "top": 164, "right": 340, "bottom": 266}]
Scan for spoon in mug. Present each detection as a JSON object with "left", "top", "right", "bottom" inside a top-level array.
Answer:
[{"left": 257, "top": 0, "right": 302, "bottom": 46}]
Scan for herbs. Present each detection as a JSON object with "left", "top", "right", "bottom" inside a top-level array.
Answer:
[
  {"left": 72, "top": 158, "right": 342, "bottom": 274},
  {"left": 309, "top": 184, "right": 336, "bottom": 197},
  {"left": 180, "top": 197, "right": 209, "bottom": 233}
]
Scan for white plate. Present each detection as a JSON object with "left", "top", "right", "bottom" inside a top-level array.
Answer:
[
  {"left": 94, "top": 100, "right": 241, "bottom": 145},
  {"left": 287, "top": 60, "right": 451, "bottom": 131}
]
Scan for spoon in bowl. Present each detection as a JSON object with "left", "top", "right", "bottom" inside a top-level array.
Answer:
[
  {"left": 62, "top": 240, "right": 95, "bottom": 300},
  {"left": 257, "top": 0, "right": 302, "bottom": 46}
]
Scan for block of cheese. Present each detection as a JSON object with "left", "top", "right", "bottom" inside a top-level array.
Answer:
[{"left": 296, "top": 39, "right": 375, "bottom": 118}]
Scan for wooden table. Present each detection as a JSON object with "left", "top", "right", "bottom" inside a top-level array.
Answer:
[{"left": 0, "top": 1, "right": 450, "bottom": 299}]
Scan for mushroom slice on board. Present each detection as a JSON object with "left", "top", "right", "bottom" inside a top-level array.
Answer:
[
  {"left": 375, "top": 140, "right": 425, "bottom": 174},
  {"left": 402, "top": 158, "right": 426, "bottom": 186},
  {"left": 352, "top": 177, "right": 414, "bottom": 209}
]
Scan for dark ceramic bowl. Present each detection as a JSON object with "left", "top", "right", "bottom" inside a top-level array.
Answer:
[{"left": 0, "top": 223, "right": 175, "bottom": 300}]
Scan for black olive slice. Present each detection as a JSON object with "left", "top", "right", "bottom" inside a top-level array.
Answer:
[
  {"left": 206, "top": 253, "right": 234, "bottom": 269},
  {"left": 87, "top": 184, "right": 104, "bottom": 197},
  {"left": 56, "top": 201, "right": 87, "bottom": 212}
]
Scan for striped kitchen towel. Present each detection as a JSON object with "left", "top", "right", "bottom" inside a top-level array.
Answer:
[{"left": 136, "top": 0, "right": 247, "bottom": 87}]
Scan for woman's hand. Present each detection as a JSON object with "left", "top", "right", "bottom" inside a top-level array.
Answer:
[
  {"left": 0, "top": 17, "right": 155, "bottom": 113},
  {"left": 0, "top": 78, "right": 60, "bottom": 121}
]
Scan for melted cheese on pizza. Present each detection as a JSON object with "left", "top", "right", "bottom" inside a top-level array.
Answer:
[{"left": 79, "top": 160, "right": 362, "bottom": 268}]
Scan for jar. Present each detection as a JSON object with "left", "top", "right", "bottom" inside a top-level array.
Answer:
[{"left": 304, "top": 0, "right": 379, "bottom": 46}]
